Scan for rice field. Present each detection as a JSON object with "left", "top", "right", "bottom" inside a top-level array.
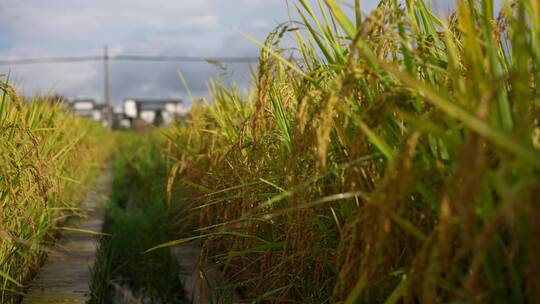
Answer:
[
  {"left": 160, "top": 0, "right": 540, "bottom": 302},
  {"left": 3, "top": 0, "right": 540, "bottom": 303},
  {"left": 0, "top": 77, "right": 113, "bottom": 303}
]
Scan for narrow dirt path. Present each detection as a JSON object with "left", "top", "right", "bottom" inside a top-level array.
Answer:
[{"left": 22, "top": 168, "right": 112, "bottom": 304}]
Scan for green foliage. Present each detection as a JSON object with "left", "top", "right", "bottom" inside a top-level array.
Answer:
[{"left": 90, "top": 132, "right": 186, "bottom": 303}]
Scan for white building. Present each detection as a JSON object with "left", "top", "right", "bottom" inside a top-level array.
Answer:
[
  {"left": 113, "top": 106, "right": 131, "bottom": 129},
  {"left": 122, "top": 98, "right": 187, "bottom": 126},
  {"left": 71, "top": 99, "right": 111, "bottom": 126}
]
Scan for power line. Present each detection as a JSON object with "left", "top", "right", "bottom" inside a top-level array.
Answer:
[
  {"left": 114, "top": 55, "right": 259, "bottom": 63},
  {"left": 0, "top": 54, "right": 259, "bottom": 65},
  {"left": 0, "top": 50, "right": 262, "bottom": 117},
  {"left": 0, "top": 56, "right": 102, "bottom": 65}
]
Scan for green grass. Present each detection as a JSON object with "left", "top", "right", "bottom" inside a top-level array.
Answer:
[
  {"left": 89, "top": 132, "right": 187, "bottom": 303},
  {"left": 159, "top": 0, "right": 540, "bottom": 302},
  {"left": 0, "top": 79, "right": 113, "bottom": 303}
]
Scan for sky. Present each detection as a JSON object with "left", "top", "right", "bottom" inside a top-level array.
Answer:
[{"left": 0, "top": 0, "right": 383, "bottom": 105}]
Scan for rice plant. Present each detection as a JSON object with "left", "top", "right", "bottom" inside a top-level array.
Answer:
[
  {"left": 0, "top": 78, "right": 113, "bottom": 303},
  {"left": 163, "top": 0, "right": 540, "bottom": 302}
]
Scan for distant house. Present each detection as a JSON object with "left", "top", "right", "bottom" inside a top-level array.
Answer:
[
  {"left": 71, "top": 99, "right": 111, "bottom": 126},
  {"left": 122, "top": 98, "right": 186, "bottom": 127},
  {"left": 113, "top": 106, "right": 131, "bottom": 129},
  {"left": 71, "top": 99, "right": 96, "bottom": 118}
]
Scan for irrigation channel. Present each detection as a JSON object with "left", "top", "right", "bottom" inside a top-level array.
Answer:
[{"left": 21, "top": 160, "right": 235, "bottom": 304}]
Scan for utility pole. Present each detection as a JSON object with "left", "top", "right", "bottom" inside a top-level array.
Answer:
[{"left": 103, "top": 45, "right": 112, "bottom": 127}]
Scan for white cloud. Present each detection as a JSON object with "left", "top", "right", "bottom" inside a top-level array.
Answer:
[
  {"left": 249, "top": 20, "right": 275, "bottom": 29},
  {"left": 183, "top": 14, "right": 219, "bottom": 29}
]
